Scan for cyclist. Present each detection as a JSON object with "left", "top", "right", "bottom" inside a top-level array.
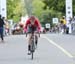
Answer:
[{"left": 24, "top": 15, "right": 41, "bottom": 55}]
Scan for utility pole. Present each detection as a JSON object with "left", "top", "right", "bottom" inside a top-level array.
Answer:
[
  {"left": 66, "top": 0, "right": 73, "bottom": 33},
  {"left": 0, "top": 0, "right": 7, "bottom": 18}
]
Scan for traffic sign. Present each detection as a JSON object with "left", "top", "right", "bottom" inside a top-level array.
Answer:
[
  {"left": 52, "top": 18, "right": 59, "bottom": 24},
  {"left": 45, "top": 23, "right": 50, "bottom": 28}
]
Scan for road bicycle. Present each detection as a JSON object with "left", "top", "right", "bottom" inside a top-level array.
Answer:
[{"left": 26, "top": 31, "right": 40, "bottom": 60}]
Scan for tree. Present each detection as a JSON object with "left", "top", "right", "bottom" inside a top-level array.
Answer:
[
  {"left": 73, "top": 0, "right": 75, "bottom": 15},
  {"left": 43, "top": 0, "right": 65, "bottom": 16},
  {"left": 7, "top": 0, "right": 75, "bottom": 23},
  {"left": 7, "top": 0, "right": 26, "bottom": 22}
]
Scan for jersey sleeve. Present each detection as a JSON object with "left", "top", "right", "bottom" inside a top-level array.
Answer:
[
  {"left": 36, "top": 19, "right": 41, "bottom": 31},
  {"left": 24, "top": 19, "right": 29, "bottom": 32}
]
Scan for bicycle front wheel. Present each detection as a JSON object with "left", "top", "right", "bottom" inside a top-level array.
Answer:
[
  {"left": 31, "top": 40, "right": 35, "bottom": 60},
  {"left": 31, "top": 51, "right": 34, "bottom": 60}
]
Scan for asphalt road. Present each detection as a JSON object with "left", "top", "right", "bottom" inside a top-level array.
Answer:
[{"left": 0, "top": 34, "right": 75, "bottom": 64}]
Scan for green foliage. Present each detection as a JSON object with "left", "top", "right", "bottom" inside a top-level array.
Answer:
[
  {"left": 7, "top": 0, "right": 75, "bottom": 24},
  {"left": 7, "top": 0, "right": 26, "bottom": 22},
  {"left": 31, "top": 0, "right": 65, "bottom": 24},
  {"left": 73, "top": 0, "right": 75, "bottom": 15},
  {"left": 32, "top": 0, "right": 45, "bottom": 17}
]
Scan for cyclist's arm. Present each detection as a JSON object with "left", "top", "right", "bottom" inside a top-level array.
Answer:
[
  {"left": 24, "top": 20, "right": 29, "bottom": 37},
  {"left": 36, "top": 19, "right": 41, "bottom": 37},
  {"left": 24, "top": 20, "right": 30, "bottom": 32},
  {"left": 36, "top": 20, "right": 41, "bottom": 32}
]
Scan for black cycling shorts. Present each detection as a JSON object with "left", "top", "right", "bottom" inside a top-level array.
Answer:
[{"left": 28, "top": 26, "right": 37, "bottom": 33}]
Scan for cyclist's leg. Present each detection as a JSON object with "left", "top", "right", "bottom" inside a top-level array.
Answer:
[
  {"left": 28, "top": 33, "right": 32, "bottom": 51},
  {"left": 27, "top": 27, "right": 32, "bottom": 52},
  {"left": 28, "top": 33, "right": 33, "bottom": 55}
]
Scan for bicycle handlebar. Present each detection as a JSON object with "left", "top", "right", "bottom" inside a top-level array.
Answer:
[{"left": 25, "top": 31, "right": 40, "bottom": 37}]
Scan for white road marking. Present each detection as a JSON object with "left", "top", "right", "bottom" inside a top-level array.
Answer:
[{"left": 41, "top": 35, "right": 73, "bottom": 58}]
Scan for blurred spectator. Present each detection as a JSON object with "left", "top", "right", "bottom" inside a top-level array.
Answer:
[
  {"left": 5, "top": 19, "right": 10, "bottom": 35},
  {"left": 43, "top": 28, "right": 46, "bottom": 33},
  {"left": 0, "top": 15, "right": 5, "bottom": 42},
  {"left": 68, "top": 17, "right": 72, "bottom": 24},
  {"left": 60, "top": 16, "right": 67, "bottom": 34}
]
